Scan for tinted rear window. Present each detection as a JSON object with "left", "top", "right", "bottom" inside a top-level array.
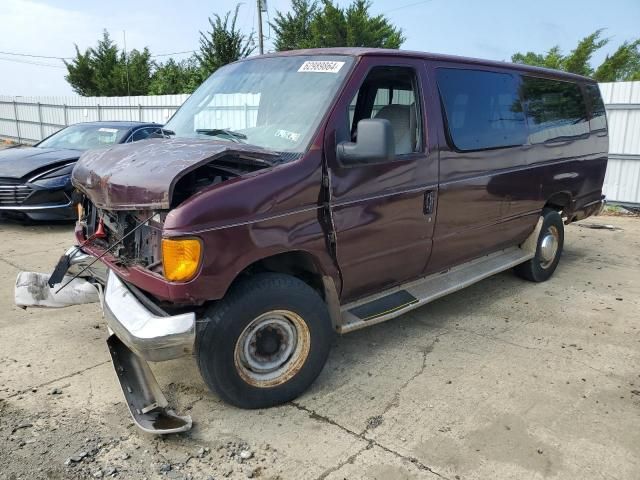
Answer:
[
  {"left": 520, "top": 77, "right": 589, "bottom": 143},
  {"left": 436, "top": 68, "right": 527, "bottom": 151},
  {"left": 583, "top": 83, "right": 607, "bottom": 132}
]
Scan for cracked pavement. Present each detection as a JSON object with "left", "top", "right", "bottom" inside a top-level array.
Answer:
[{"left": 1, "top": 214, "right": 639, "bottom": 479}]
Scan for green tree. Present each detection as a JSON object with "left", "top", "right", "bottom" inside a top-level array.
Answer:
[
  {"left": 149, "top": 57, "right": 202, "bottom": 95},
  {"left": 511, "top": 46, "right": 563, "bottom": 70},
  {"left": 512, "top": 29, "right": 640, "bottom": 81},
  {"left": 121, "top": 48, "right": 153, "bottom": 95},
  {"left": 271, "top": 0, "right": 319, "bottom": 51},
  {"left": 344, "top": 0, "right": 404, "bottom": 48},
  {"left": 309, "top": 1, "right": 347, "bottom": 47},
  {"left": 65, "top": 46, "right": 97, "bottom": 96},
  {"left": 89, "top": 30, "right": 121, "bottom": 95},
  {"left": 594, "top": 40, "right": 640, "bottom": 81},
  {"left": 64, "top": 30, "right": 153, "bottom": 96},
  {"left": 563, "top": 29, "right": 608, "bottom": 76},
  {"left": 196, "top": 5, "right": 254, "bottom": 79},
  {"left": 271, "top": 0, "right": 404, "bottom": 51}
]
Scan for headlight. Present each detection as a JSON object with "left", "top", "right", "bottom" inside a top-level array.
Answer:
[
  {"left": 30, "top": 163, "right": 75, "bottom": 188},
  {"left": 162, "top": 238, "right": 202, "bottom": 282},
  {"left": 31, "top": 173, "right": 72, "bottom": 189}
]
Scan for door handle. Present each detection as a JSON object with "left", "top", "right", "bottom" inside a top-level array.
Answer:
[{"left": 423, "top": 190, "right": 435, "bottom": 215}]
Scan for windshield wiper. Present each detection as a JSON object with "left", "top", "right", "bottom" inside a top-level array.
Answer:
[{"left": 196, "top": 128, "right": 247, "bottom": 143}]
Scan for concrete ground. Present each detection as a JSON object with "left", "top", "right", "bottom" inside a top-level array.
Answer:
[{"left": 0, "top": 214, "right": 638, "bottom": 480}]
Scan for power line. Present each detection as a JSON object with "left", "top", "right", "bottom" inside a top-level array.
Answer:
[
  {"left": 0, "top": 50, "right": 72, "bottom": 60},
  {"left": 151, "top": 50, "right": 196, "bottom": 58},
  {"left": 385, "top": 0, "right": 432, "bottom": 14},
  {"left": 0, "top": 48, "right": 197, "bottom": 61},
  {"left": 0, "top": 56, "right": 67, "bottom": 69}
]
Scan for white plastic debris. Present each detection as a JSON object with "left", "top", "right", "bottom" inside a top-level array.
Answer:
[{"left": 15, "top": 271, "right": 99, "bottom": 308}]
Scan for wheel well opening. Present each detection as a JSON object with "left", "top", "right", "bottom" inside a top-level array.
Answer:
[
  {"left": 237, "top": 251, "right": 325, "bottom": 298},
  {"left": 227, "top": 252, "right": 342, "bottom": 331},
  {"left": 544, "top": 192, "right": 571, "bottom": 213}
]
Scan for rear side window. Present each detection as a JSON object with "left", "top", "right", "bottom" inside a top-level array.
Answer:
[
  {"left": 436, "top": 68, "right": 526, "bottom": 151},
  {"left": 520, "top": 77, "right": 589, "bottom": 143},
  {"left": 584, "top": 84, "right": 607, "bottom": 133}
]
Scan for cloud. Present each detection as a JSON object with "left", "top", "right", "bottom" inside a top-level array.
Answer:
[
  {"left": 0, "top": 0, "right": 106, "bottom": 95},
  {"left": 0, "top": 0, "right": 234, "bottom": 96}
]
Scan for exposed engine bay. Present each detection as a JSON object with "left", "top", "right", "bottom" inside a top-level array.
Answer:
[
  {"left": 81, "top": 200, "right": 165, "bottom": 270},
  {"left": 170, "top": 155, "right": 267, "bottom": 207},
  {"left": 76, "top": 153, "right": 270, "bottom": 273}
]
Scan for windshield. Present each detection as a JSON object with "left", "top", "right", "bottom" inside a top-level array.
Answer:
[
  {"left": 37, "top": 124, "right": 130, "bottom": 150},
  {"left": 164, "top": 55, "right": 354, "bottom": 154}
]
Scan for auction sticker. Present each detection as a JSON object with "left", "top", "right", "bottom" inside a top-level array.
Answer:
[
  {"left": 298, "top": 61, "right": 345, "bottom": 73},
  {"left": 275, "top": 129, "right": 301, "bottom": 142}
]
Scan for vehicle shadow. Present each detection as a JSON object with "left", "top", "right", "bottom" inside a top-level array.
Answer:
[
  {"left": 0, "top": 214, "right": 74, "bottom": 231},
  {"left": 331, "top": 243, "right": 588, "bottom": 347}
]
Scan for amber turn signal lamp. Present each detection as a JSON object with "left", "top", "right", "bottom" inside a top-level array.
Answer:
[{"left": 162, "top": 238, "right": 202, "bottom": 282}]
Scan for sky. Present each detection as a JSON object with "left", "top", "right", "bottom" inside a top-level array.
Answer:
[{"left": 1, "top": 0, "right": 638, "bottom": 96}]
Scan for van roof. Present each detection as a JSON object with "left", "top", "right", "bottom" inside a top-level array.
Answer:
[{"left": 258, "top": 47, "right": 596, "bottom": 83}]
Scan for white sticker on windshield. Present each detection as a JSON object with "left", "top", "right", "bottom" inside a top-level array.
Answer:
[
  {"left": 275, "top": 129, "right": 301, "bottom": 142},
  {"left": 298, "top": 61, "right": 345, "bottom": 73},
  {"left": 98, "top": 128, "right": 118, "bottom": 133}
]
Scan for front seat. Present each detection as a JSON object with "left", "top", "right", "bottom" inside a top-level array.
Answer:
[{"left": 374, "top": 104, "right": 416, "bottom": 155}]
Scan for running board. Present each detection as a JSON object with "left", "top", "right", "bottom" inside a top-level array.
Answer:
[{"left": 339, "top": 246, "right": 534, "bottom": 333}]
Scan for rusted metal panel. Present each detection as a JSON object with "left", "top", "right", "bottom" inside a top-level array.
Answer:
[{"left": 72, "top": 138, "right": 277, "bottom": 210}]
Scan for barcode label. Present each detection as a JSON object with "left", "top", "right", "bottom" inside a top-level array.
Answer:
[{"left": 298, "top": 61, "right": 345, "bottom": 73}]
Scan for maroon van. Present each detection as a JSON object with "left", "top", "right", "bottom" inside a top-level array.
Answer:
[{"left": 23, "top": 48, "right": 608, "bottom": 433}]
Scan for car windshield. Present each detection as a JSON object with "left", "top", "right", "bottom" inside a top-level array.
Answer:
[
  {"left": 37, "top": 124, "right": 130, "bottom": 150},
  {"left": 164, "top": 55, "right": 354, "bottom": 155}
]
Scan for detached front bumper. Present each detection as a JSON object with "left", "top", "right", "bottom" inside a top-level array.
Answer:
[
  {"left": 16, "top": 246, "right": 195, "bottom": 434},
  {"left": 104, "top": 270, "right": 196, "bottom": 362},
  {"left": 104, "top": 270, "right": 195, "bottom": 433},
  {"left": 104, "top": 270, "right": 195, "bottom": 434}
]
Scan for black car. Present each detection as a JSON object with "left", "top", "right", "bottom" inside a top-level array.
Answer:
[{"left": 0, "top": 121, "right": 161, "bottom": 221}]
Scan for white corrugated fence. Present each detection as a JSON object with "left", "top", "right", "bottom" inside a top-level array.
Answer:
[
  {"left": 1, "top": 81, "right": 639, "bottom": 205},
  {"left": 0, "top": 94, "right": 189, "bottom": 143},
  {"left": 599, "top": 81, "right": 640, "bottom": 206}
]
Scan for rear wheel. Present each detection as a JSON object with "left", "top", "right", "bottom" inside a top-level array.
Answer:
[
  {"left": 514, "top": 208, "right": 564, "bottom": 282},
  {"left": 196, "top": 273, "right": 333, "bottom": 408}
]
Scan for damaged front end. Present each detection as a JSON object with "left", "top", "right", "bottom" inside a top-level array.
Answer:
[{"left": 15, "top": 138, "right": 277, "bottom": 434}]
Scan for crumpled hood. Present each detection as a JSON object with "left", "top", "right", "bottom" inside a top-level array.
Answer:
[
  {"left": 0, "top": 146, "right": 80, "bottom": 179},
  {"left": 72, "top": 138, "right": 277, "bottom": 210}
]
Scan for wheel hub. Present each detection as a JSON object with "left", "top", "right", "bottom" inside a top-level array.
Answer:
[
  {"left": 539, "top": 226, "right": 559, "bottom": 268},
  {"left": 256, "top": 328, "right": 281, "bottom": 356},
  {"left": 244, "top": 318, "right": 296, "bottom": 373},
  {"left": 234, "top": 310, "right": 311, "bottom": 388}
]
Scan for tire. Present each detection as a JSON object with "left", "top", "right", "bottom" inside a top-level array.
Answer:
[
  {"left": 514, "top": 208, "right": 564, "bottom": 282},
  {"left": 196, "top": 272, "right": 333, "bottom": 409}
]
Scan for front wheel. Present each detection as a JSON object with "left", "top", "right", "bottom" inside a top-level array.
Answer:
[
  {"left": 196, "top": 273, "right": 333, "bottom": 409},
  {"left": 514, "top": 208, "right": 564, "bottom": 282}
]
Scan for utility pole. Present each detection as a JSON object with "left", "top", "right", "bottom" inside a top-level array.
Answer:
[
  {"left": 257, "top": 0, "right": 264, "bottom": 55},
  {"left": 123, "top": 30, "right": 131, "bottom": 96}
]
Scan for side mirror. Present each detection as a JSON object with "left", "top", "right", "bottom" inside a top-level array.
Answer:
[{"left": 337, "top": 119, "right": 395, "bottom": 165}]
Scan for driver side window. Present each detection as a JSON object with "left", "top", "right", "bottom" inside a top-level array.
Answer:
[{"left": 349, "top": 66, "right": 422, "bottom": 155}]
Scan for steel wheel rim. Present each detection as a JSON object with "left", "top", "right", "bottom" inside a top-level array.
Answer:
[
  {"left": 539, "top": 225, "right": 559, "bottom": 269},
  {"left": 234, "top": 310, "right": 311, "bottom": 388}
]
